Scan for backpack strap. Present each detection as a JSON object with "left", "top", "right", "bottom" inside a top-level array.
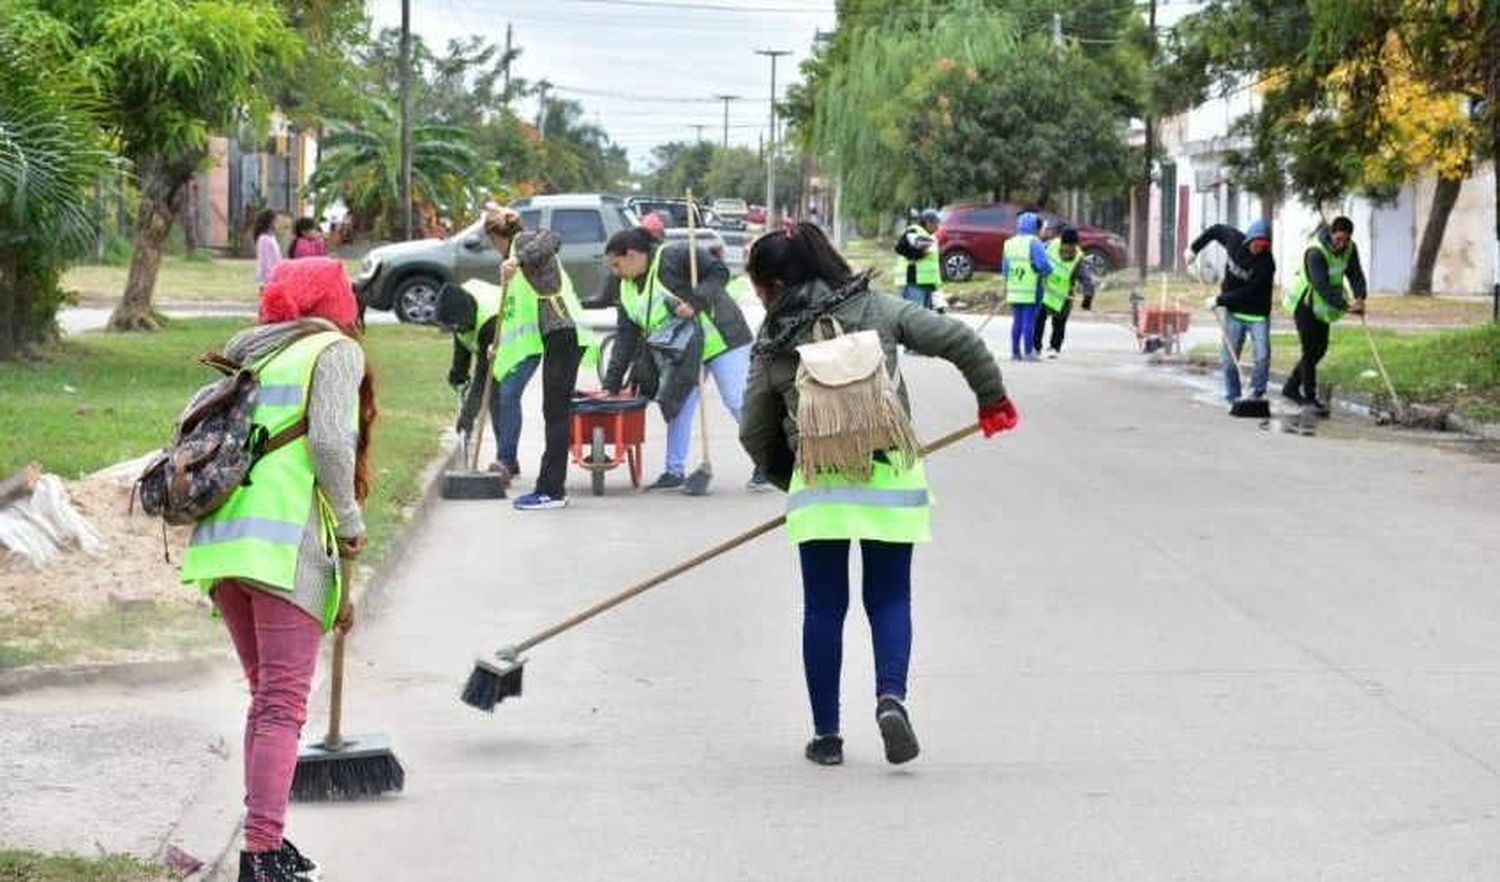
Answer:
[{"left": 260, "top": 417, "right": 309, "bottom": 458}]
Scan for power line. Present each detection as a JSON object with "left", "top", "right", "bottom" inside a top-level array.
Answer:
[{"left": 552, "top": 0, "right": 832, "bottom": 12}]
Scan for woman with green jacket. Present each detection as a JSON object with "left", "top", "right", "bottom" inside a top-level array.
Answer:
[{"left": 739, "top": 224, "right": 1019, "bottom": 766}]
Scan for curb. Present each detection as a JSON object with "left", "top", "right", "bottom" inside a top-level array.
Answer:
[{"left": 0, "top": 654, "right": 228, "bottom": 697}]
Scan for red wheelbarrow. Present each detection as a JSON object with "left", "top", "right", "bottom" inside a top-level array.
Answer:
[
  {"left": 570, "top": 392, "right": 650, "bottom": 496},
  {"left": 1135, "top": 306, "right": 1191, "bottom": 355}
]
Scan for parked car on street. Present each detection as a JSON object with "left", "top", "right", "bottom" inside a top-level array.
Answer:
[
  {"left": 354, "top": 193, "right": 637, "bottom": 323},
  {"left": 625, "top": 197, "right": 746, "bottom": 268},
  {"left": 711, "top": 198, "right": 749, "bottom": 222},
  {"left": 936, "top": 202, "right": 1128, "bottom": 282}
]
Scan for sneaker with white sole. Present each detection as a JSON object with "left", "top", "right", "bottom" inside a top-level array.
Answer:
[
  {"left": 278, "top": 840, "right": 319, "bottom": 881},
  {"left": 746, "top": 469, "right": 773, "bottom": 492},
  {"left": 513, "top": 493, "right": 567, "bottom": 510}
]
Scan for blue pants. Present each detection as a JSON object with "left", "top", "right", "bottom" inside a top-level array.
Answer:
[
  {"left": 665, "top": 343, "right": 750, "bottom": 476},
  {"left": 798, "top": 539, "right": 914, "bottom": 737},
  {"left": 901, "top": 285, "right": 934, "bottom": 310},
  {"left": 496, "top": 355, "right": 540, "bottom": 471},
  {"left": 1010, "top": 302, "right": 1040, "bottom": 358},
  {"left": 1220, "top": 314, "right": 1271, "bottom": 402}
]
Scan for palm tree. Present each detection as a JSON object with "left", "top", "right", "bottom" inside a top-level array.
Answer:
[
  {"left": 0, "top": 23, "right": 116, "bottom": 358},
  {"left": 306, "top": 99, "right": 484, "bottom": 238}
]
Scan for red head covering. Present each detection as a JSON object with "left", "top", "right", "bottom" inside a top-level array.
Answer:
[{"left": 259, "top": 257, "right": 358, "bottom": 328}]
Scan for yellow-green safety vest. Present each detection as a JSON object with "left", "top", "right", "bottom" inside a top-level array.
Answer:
[
  {"left": 179, "top": 331, "right": 353, "bottom": 632},
  {"left": 1004, "top": 234, "right": 1041, "bottom": 305},
  {"left": 490, "top": 250, "right": 600, "bottom": 382},
  {"left": 786, "top": 458, "right": 932, "bottom": 545},
  {"left": 1042, "top": 240, "right": 1083, "bottom": 312},
  {"left": 1284, "top": 237, "right": 1357, "bottom": 324},
  {"left": 456, "top": 286, "right": 501, "bottom": 354},
  {"left": 619, "top": 246, "right": 728, "bottom": 361},
  {"left": 893, "top": 225, "right": 942, "bottom": 288}
]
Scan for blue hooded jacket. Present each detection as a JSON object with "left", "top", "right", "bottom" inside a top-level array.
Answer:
[{"left": 1001, "top": 212, "right": 1053, "bottom": 298}]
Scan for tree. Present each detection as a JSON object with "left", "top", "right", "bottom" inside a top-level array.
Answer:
[
  {"left": 0, "top": 1, "right": 117, "bottom": 358},
  {"left": 51, "top": 0, "right": 301, "bottom": 331},
  {"left": 305, "top": 100, "right": 487, "bottom": 237}
]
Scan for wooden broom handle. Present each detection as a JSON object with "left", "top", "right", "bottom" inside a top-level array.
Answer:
[
  {"left": 512, "top": 422, "right": 982, "bottom": 654},
  {"left": 324, "top": 629, "right": 346, "bottom": 749},
  {"left": 686, "top": 190, "right": 712, "bottom": 469}
]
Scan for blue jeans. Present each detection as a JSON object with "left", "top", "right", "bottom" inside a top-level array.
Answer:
[
  {"left": 1220, "top": 314, "right": 1270, "bottom": 401},
  {"left": 665, "top": 343, "right": 750, "bottom": 476},
  {"left": 1010, "top": 302, "right": 1040, "bottom": 358},
  {"left": 496, "top": 355, "right": 540, "bottom": 470},
  {"left": 901, "top": 285, "right": 933, "bottom": 310},
  {"left": 798, "top": 539, "right": 914, "bottom": 737}
]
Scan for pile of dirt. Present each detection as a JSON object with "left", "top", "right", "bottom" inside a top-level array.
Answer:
[{"left": 0, "top": 477, "right": 202, "bottom": 622}]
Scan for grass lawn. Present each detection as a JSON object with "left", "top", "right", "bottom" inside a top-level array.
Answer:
[
  {"left": 0, "top": 851, "right": 166, "bottom": 882},
  {"left": 62, "top": 255, "right": 363, "bottom": 306},
  {"left": 0, "top": 318, "right": 454, "bottom": 669},
  {"left": 1190, "top": 322, "right": 1500, "bottom": 423}
]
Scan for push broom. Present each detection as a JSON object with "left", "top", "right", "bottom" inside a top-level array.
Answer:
[
  {"left": 292, "top": 569, "right": 405, "bottom": 800},
  {"left": 1212, "top": 306, "right": 1272, "bottom": 419},
  {"left": 461, "top": 422, "right": 984, "bottom": 711},
  {"left": 683, "top": 191, "right": 715, "bottom": 496},
  {"left": 442, "top": 276, "right": 513, "bottom": 499},
  {"left": 1359, "top": 313, "right": 1406, "bottom": 423}
]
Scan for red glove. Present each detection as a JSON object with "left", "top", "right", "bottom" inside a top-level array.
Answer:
[{"left": 979, "top": 398, "right": 1019, "bottom": 437}]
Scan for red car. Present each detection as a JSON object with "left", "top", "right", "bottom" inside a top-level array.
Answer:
[{"left": 936, "top": 202, "right": 1129, "bottom": 282}]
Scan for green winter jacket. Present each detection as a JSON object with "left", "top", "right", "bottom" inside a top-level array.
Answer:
[{"left": 739, "top": 274, "right": 1007, "bottom": 492}]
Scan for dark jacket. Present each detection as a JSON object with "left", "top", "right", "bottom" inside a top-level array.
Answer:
[
  {"left": 1189, "top": 224, "right": 1275, "bottom": 318},
  {"left": 1303, "top": 227, "right": 1368, "bottom": 311},
  {"left": 602, "top": 241, "right": 753, "bottom": 393},
  {"left": 739, "top": 274, "right": 1007, "bottom": 492}
]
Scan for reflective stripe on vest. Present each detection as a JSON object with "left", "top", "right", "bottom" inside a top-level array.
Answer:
[
  {"left": 1005, "top": 235, "right": 1041, "bottom": 304},
  {"left": 1285, "top": 238, "right": 1355, "bottom": 324},
  {"left": 1042, "top": 240, "right": 1082, "bottom": 312},
  {"left": 895, "top": 225, "right": 941, "bottom": 287},
  {"left": 786, "top": 458, "right": 931, "bottom": 545},
  {"left": 619, "top": 247, "right": 728, "bottom": 361},
  {"left": 178, "top": 331, "right": 352, "bottom": 631}
]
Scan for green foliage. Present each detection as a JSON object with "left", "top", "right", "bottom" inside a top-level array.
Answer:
[
  {"left": 305, "top": 99, "right": 488, "bottom": 236},
  {"left": 0, "top": 851, "right": 166, "bottom": 882},
  {"left": 641, "top": 143, "right": 799, "bottom": 205},
  {"left": 0, "top": 0, "right": 117, "bottom": 357}
]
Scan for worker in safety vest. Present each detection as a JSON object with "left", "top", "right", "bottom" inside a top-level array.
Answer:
[
  {"left": 179, "top": 257, "right": 372, "bottom": 882},
  {"left": 893, "top": 209, "right": 942, "bottom": 310},
  {"left": 739, "top": 222, "right": 1018, "bottom": 767},
  {"left": 1282, "top": 215, "right": 1368, "bottom": 416},
  {"left": 602, "top": 226, "right": 767, "bottom": 492},
  {"left": 1001, "top": 211, "right": 1053, "bottom": 361},
  {"left": 1030, "top": 227, "right": 1095, "bottom": 359}
]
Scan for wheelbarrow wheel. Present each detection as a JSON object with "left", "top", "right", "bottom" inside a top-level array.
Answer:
[{"left": 590, "top": 426, "right": 607, "bottom": 497}]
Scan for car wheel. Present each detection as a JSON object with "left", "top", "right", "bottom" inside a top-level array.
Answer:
[
  {"left": 942, "top": 250, "right": 974, "bottom": 282},
  {"left": 392, "top": 275, "right": 443, "bottom": 325},
  {"left": 1082, "top": 248, "right": 1112, "bottom": 279}
]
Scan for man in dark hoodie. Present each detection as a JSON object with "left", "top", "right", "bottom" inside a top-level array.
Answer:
[
  {"left": 1280, "top": 216, "right": 1368, "bottom": 416},
  {"left": 1187, "top": 218, "right": 1275, "bottom": 404},
  {"left": 603, "top": 227, "right": 768, "bottom": 491}
]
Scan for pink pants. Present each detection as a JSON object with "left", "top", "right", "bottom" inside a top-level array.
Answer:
[{"left": 213, "top": 579, "right": 322, "bottom": 853}]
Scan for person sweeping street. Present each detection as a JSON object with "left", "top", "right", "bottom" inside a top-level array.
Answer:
[
  {"left": 1030, "top": 227, "right": 1095, "bottom": 359},
  {"left": 893, "top": 209, "right": 942, "bottom": 310},
  {"left": 602, "top": 226, "right": 769, "bottom": 492},
  {"left": 178, "top": 257, "right": 375, "bottom": 882},
  {"left": 1282, "top": 216, "right": 1368, "bottom": 416},
  {"left": 1186, "top": 218, "right": 1275, "bottom": 404},
  {"left": 1002, "top": 211, "right": 1052, "bottom": 361},
  {"left": 738, "top": 222, "right": 1019, "bottom": 767}
]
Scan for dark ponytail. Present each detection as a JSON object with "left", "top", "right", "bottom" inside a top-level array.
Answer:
[{"left": 747, "top": 222, "right": 853, "bottom": 296}]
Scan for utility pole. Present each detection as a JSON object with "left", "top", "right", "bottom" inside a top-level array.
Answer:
[
  {"left": 693, "top": 124, "right": 707, "bottom": 143},
  {"left": 1134, "top": 0, "right": 1157, "bottom": 292},
  {"left": 715, "top": 94, "right": 739, "bottom": 149},
  {"left": 536, "top": 81, "right": 552, "bottom": 140},
  {"left": 399, "top": 0, "right": 412, "bottom": 240},
  {"left": 502, "top": 23, "right": 513, "bottom": 110},
  {"left": 755, "top": 49, "right": 791, "bottom": 225}
]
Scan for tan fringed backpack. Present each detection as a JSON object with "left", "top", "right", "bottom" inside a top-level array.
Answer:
[{"left": 794, "top": 316, "right": 921, "bottom": 483}]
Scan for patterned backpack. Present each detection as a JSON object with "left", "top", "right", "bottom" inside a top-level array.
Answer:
[{"left": 134, "top": 343, "right": 310, "bottom": 527}]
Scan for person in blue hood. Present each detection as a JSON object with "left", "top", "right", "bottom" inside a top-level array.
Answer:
[{"left": 1000, "top": 212, "right": 1052, "bottom": 360}]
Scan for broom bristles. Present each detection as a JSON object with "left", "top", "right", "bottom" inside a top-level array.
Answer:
[
  {"left": 291, "top": 752, "right": 405, "bottom": 802},
  {"left": 460, "top": 664, "right": 504, "bottom": 712}
]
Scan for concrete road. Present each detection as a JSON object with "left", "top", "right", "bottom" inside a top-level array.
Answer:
[{"left": 272, "top": 316, "right": 1500, "bottom": 881}]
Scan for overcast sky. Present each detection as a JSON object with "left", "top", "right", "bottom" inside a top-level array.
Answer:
[{"left": 368, "top": 0, "right": 838, "bottom": 170}]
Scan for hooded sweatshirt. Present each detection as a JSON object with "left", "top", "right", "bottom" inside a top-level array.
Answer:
[
  {"left": 194, "top": 318, "right": 365, "bottom": 624},
  {"left": 1189, "top": 224, "right": 1276, "bottom": 318},
  {"left": 1000, "top": 212, "right": 1053, "bottom": 296}
]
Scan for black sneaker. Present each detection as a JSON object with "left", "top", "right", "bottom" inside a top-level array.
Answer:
[
  {"left": 1307, "top": 399, "right": 1331, "bottom": 418},
  {"left": 644, "top": 472, "right": 685, "bottom": 492},
  {"left": 1281, "top": 385, "right": 1306, "bottom": 405},
  {"left": 804, "top": 734, "right": 844, "bottom": 766},
  {"left": 278, "top": 840, "right": 320, "bottom": 881},
  {"left": 239, "top": 851, "right": 294, "bottom": 882},
  {"left": 745, "top": 469, "right": 773, "bottom": 492},
  {"left": 876, "top": 697, "right": 921, "bottom": 765}
]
